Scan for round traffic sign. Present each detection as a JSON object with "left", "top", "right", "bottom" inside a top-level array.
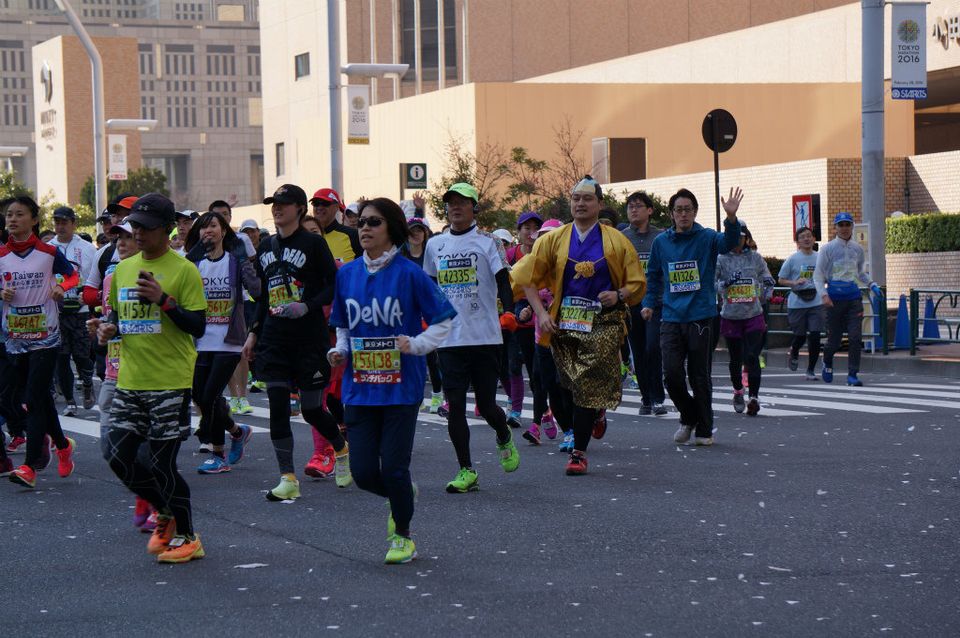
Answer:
[{"left": 702, "top": 109, "right": 737, "bottom": 153}]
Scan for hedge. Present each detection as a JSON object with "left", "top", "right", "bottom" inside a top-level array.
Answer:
[{"left": 886, "top": 213, "right": 960, "bottom": 253}]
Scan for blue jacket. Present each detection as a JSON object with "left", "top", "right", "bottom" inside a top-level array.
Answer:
[{"left": 642, "top": 219, "right": 741, "bottom": 322}]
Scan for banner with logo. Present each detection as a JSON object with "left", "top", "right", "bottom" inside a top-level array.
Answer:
[
  {"left": 347, "top": 85, "right": 370, "bottom": 145},
  {"left": 108, "top": 134, "right": 128, "bottom": 181},
  {"left": 891, "top": 3, "right": 927, "bottom": 99}
]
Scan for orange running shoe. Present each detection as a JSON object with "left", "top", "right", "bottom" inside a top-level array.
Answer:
[
  {"left": 157, "top": 534, "right": 205, "bottom": 563},
  {"left": 57, "top": 437, "right": 76, "bottom": 478},
  {"left": 147, "top": 515, "right": 177, "bottom": 555},
  {"left": 9, "top": 464, "right": 36, "bottom": 488}
]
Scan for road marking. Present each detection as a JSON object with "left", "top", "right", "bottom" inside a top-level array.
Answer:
[{"left": 774, "top": 387, "right": 960, "bottom": 409}]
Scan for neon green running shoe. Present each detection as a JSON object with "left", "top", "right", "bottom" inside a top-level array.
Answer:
[
  {"left": 445, "top": 467, "right": 479, "bottom": 494},
  {"left": 334, "top": 446, "right": 353, "bottom": 488},
  {"left": 384, "top": 534, "right": 417, "bottom": 564},
  {"left": 265, "top": 474, "right": 300, "bottom": 501},
  {"left": 429, "top": 392, "right": 443, "bottom": 414},
  {"left": 236, "top": 397, "right": 254, "bottom": 415},
  {"left": 497, "top": 435, "right": 520, "bottom": 473},
  {"left": 228, "top": 397, "right": 241, "bottom": 414}
]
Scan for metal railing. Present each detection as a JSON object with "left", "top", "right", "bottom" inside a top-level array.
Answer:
[
  {"left": 765, "top": 286, "right": 888, "bottom": 355},
  {"left": 909, "top": 289, "right": 960, "bottom": 356}
]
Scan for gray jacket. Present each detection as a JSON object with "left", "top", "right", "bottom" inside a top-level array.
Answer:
[{"left": 715, "top": 249, "right": 774, "bottom": 320}]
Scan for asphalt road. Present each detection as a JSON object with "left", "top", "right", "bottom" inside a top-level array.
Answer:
[{"left": 3, "top": 367, "right": 959, "bottom": 637}]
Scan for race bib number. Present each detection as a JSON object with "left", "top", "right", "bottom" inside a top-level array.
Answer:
[
  {"left": 638, "top": 252, "right": 650, "bottom": 273},
  {"left": 7, "top": 305, "right": 48, "bottom": 340},
  {"left": 118, "top": 287, "right": 162, "bottom": 335},
  {"left": 831, "top": 259, "right": 857, "bottom": 281},
  {"left": 726, "top": 278, "right": 756, "bottom": 304},
  {"left": 437, "top": 258, "right": 477, "bottom": 292},
  {"left": 267, "top": 276, "right": 302, "bottom": 309},
  {"left": 205, "top": 290, "right": 233, "bottom": 325},
  {"left": 558, "top": 296, "right": 601, "bottom": 333},
  {"left": 106, "top": 338, "right": 121, "bottom": 372},
  {"left": 668, "top": 261, "right": 701, "bottom": 293},
  {"left": 351, "top": 337, "right": 402, "bottom": 384},
  {"left": 799, "top": 264, "right": 815, "bottom": 280}
]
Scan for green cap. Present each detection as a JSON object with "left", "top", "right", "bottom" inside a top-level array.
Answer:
[{"left": 442, "top": 182, "right": 479, "bottom": 204}]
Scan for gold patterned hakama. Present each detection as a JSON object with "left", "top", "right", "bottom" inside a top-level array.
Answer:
[{"left": 550, "top": 307, "right": 627, "bottom": 410}]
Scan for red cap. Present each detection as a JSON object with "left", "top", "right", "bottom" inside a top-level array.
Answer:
[{"left": 310, "top": 188, "right": 345, "bottom": 212}]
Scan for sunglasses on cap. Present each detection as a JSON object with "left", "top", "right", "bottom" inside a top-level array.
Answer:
[{"left": 357, "top": 216, "right": 385, "bottom": 229}]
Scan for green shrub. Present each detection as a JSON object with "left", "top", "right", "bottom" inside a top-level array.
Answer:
[{"left": 886, "top": 213, "right": 960, "bottom": 253}]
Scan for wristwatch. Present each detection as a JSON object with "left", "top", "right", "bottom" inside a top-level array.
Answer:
[{"left": 617, "top": 289, "right": 626, "bottom": 302}]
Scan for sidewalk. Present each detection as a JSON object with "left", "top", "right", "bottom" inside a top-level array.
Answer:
[{"left": 713, "top": 342, "right": 960, "bottom": 377}]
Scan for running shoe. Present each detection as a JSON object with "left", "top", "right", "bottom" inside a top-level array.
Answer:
[
  {"left": 197, "top": 455, "right": 230, "bottom": 474},
  {"left": 626, "top": 374, "right": 640, "bottom": 390},
  {"left": 37, "top": 435, "right": 51, "bottom": 471},
  {"left": 619, "top": 362, "right": 629, "bottom": 381},
  {"left": 140, "top": 511, "right": 158, "bottom": 534},
  {"left": 445, "top": 468, "right": 479, "bottom": 493},
  {"left": 157, "top": 534, "right": 205, "bottom": 564},
  {"left": 387, "top": 482, "right": 419, "bottom": 539},
  {"left": 788, "top": 354, "right": 799, "bottom": 371},
  {"left": 694, "top": 436, "right": 714, "bottom": 446},
  {"left": 334, "top": 446, "right": 353, "bottom": 488},
  {"left": 759, "top": 353, "right": 766, "bottom": 369},
  {"left": 821, "top": 367, "right": 833, "bottom": 383},
  {"left": 62, "top": 402, "right": 78, "bottom": 417},
  {"left": 506, "top": 410, "right": 523, "bottom": 429},
  {"left": 673, "top": 425, "right": 693, "bottom": 444},
  {"left": 639, "top": 404, "right": 652, "bottom": 416},
  {"left": 591, "top": 410, "right": 607, "bottom": 440},
  {"left": 565, "top": 451, "right": 588, "bottom": 475},
  {"left": 56, "top": 437, "right": 76, "bottom": 478},
  {"left": 733, "top": 389, "right": 746, "bottom": 414},
  {"left": 846, "top": 374, "right": 863, "bottom": 387},
  {"left": 746, "top": 397, "right": 760, "bottom": 416},
  {"left": 558, "top": 430, "right": 574, "bottom": 453},
  {"left": 228, "top": 397, "right": 241, "bottom": 414},
  {"left": 437, "top": 402, "right": 450, "bottom": 418},
  {"left": 9, "top": 464, "right": 35, "bottom": 488},
  {"left": 147, "top": 515, "right": 176, "bottom": 554},
  {"left": 741, "top": 369, "right": 749, "bottom": 390},
  {"left": 305, "top": 446, "right": 335, "bottom": 478},
  {"left": 0, "top": 457, "right": 13, "bottom": 477},
  {"left": 6, "top": 435, "right": 26, "bottom": 454},
  {"left": 227, "top": 424, "right": 253, "bottom": 465},
  {"left": 266, "top": 475, "right": 301, "bottom": 501},
  {"left": 290, "top": 394, "right": 301, "bottom": 417},
  {"left": 250, "top": 380, "right": 266, "bottom": 393},
  {"left": 384, "top": 534, "right": 417, "bottom": 564},
  {"left": 133, "top": 497, "right": 152, "bottom": 528},
  {"left": 497, "top": 435, "right": 520, "bottom": 472},
  {"left": 82, "top": 384, "right": 96, "bottom": 410},
  {"left": 805, "top": 370, "right": 818, "bottom": 381},
  {"left": 428, "top": 392, "right": 443, "bottom": 414},
  {"left": 542, "top": 410, "right": 558, "bottom": 439},
  {"left": 236, "top": 397, "right": 254, "bottom": 415},
  {"left": 522, "top": 423, "right": 541, "bottom": 446},
  {"left": 652, "top": 403, "right": 668, "bottom": 416}
]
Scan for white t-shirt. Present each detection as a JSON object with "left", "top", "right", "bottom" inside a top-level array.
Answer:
[
  {"left": 84, "top": 243, "right": 118, "bottom": 291},
  {"left": 423, "top": 225, "right": 508, "bottom": 348},
  {"left": 196, "top": 253, "right": 242, "bottom": 353},
  {"left": 48, "top": 234, "right": 97, "bottom": 313}
]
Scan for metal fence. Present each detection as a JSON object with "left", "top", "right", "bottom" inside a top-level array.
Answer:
[
  {"left": 909, "top": 289, "right": 960, "bottom": 355},
  {"left": 766, "top": 286, "right": 888, "bottom": 355}
]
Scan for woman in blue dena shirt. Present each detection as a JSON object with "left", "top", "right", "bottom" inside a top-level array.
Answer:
[{"left": 327, "top": 197, "right": 456, "bottom": 565}]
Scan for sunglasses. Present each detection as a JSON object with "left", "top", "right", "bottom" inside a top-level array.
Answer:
[{"left": 357, "top": 216, "right": 385, "bottom": 229}]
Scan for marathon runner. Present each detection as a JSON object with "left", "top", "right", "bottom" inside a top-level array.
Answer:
[
  {"left": 778, "top": 226, "right": 824, "bottom": 380},
  {"left": 401, "top": 217, "right": 444, "bottom": 414}
]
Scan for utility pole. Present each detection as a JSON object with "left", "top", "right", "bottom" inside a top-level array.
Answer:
[
  {"left": 861, "top": 0, "right": 886, "bottom": 284},
  {"left": 327, "top": 0, "right": 343, "bottom": 194}
]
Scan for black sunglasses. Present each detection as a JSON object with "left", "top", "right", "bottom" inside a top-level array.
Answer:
[{"left": 357, "top": 217, "right": 385, "bottom": 229}]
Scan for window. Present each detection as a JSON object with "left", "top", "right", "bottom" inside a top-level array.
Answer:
[
  {"left": 275, "top": 142, "right": 285, "bottom": 177},
  {"left": 294, "top": 52, "right": 310, "bottom": 80},
  {"left": 402, "top": 0, "right": 457, "bottom": 81},
  {"left": 144, "top": 156, "right": 189, "bottom": 197}
]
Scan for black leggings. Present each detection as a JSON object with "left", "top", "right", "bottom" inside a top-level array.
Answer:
[
  {"left": 193, "top": 352, "right": 240, "bottom": 447},
  {"left": 514, "top": 328, "right": 547, "bottom": 424},
  {"left": 572, "top": 405, "right": 599, "bottom": 453},
  {"left": 426, "top": 351, "right": 442, "bottom": 394},
  {"left": 790, "top": 332, "right": 822, "bottom": 373},
  {"left": 266, "top": 385, "right": 343, "bottom": 446},
  {"left": 104, "top": 429, "right": 194, "bottom": 536},
  {"left": 536, "top": 345, "right": 571, "bottom": 430},
  {"left": 727, "top": 330, "right": 764, "bottom": 396},
  {"left": 0, "top": 347, "right": 27, "bottom": 442},
  {"left": 11, "top": 347, "right": 68, "bottom": 468}
]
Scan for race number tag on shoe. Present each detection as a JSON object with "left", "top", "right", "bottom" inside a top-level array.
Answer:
[
  {"left": 351, "top": 337, "right": 402, "bottom": 384},
  {"left": 118, "top": 288, "right": 162, "bottom": 335},
  {"left": 726, "top": 277, "right": 757, "bottom": 304},
  {"left": 437, "top": 258, "right": 477, "bottom": 293},
  {"left": 668, "top": 261, "right": 701, "bottom": 293},
  {"left": 6, "top": 305, "right": 48, "bottom": 340},
  {"left": 558, "top": 296, "right": 601, "bottom": 333}
]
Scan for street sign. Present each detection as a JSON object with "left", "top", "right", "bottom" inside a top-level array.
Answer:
[
  {"left": 702, "top": 109, "right": 738, "bottom": 230},
  {"left": 402, "top": 163, "right": 427, "bottom": 189}
]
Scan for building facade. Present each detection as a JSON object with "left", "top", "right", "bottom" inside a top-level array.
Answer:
[{"left": 0, "top": 0, "right": 262, "bottom": 209}]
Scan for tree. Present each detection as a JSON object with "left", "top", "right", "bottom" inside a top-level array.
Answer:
[
  {"left": 80, "top": 167, "right": 169, "bottom": 210},
  {"left": 0, "top": 170, "right": 34, "bottom": 200}
]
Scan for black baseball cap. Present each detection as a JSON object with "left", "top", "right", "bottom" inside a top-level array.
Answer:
[
  {"left": 126, "top": 193, "right": 176, "bottom": 230},
  {"left": 52, "top": 206, "right": 76, "bottom": 221},
  {"left": 263, "top": 184, "right": 307, "bottom": 207}
]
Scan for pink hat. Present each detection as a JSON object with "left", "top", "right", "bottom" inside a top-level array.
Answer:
[{"left": 536, "top": 219, "right": 563, "bottom": 237}]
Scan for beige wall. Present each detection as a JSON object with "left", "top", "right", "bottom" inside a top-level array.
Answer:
[
  {"left": 32, "top": 36, "right": 142, "bottom": 205},
  {"left": 887, "top": 252, "right": 960, "bottom": 308},
  {"left": 906, "top": 150, "right": 960, "bottom": 213}
]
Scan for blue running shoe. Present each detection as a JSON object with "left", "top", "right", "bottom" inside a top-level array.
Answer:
[
  {"left": 846, "top": 374, "right": 863, "bottom": 387},
  {"left": 821, "top": 367, "right": 833, "bottom": 383},
  {"left": 228, "top": 424, "right": 253, "bottom": 465},
  {"left": 558, "top": 430, "right": 574, "bottom": 453},
  {"left": 197, "top": 455, "right": 230, "bottom": 474}
]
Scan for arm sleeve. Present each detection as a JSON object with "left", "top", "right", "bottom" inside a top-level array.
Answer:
[
  {"left": 239, "top": 258, "right": 261, "bottom": 298},
  {"left": 641, "top": 240, "right": 663, "bottom": 308},
  {"left": 407, "top": 318, "right": 453, "bottom": 356},
  {"left": 758, "top": 254, "right": 775, "bottom": 301},
  {"left": 250, "top": 251, "right": 268, "bottom": 337},
  {"left": 496, "top": 268, "right": 513, "bottom": 314},
  {"left": 164, "top": 305, "right": 205, "bottom": 339},
  {"left": 82, "top": 285, "right": 100, "bottom": 308},
  {"left": 303, "top": 239, "right": 338, "bottom": 313},
  {"left": 814, "top": 248, "right": 829, "bottom": 298},
  {"left": 413, "top": 269, "right": 457, "bottom": 326},
  {"left": 80, "top": 241, "right": 97, "bottom": 285},
  {"left": 715, "top": 219, "right": 741, "bottom": 254},
  {"left": 856, "top": 246, "right": 872, "bottom": 286},
  {"left": 328, "top": 268, "right": 347, "bottom": 329},
  {"left": 335, "top": 327, "right": 350, "bottom": 354}
]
